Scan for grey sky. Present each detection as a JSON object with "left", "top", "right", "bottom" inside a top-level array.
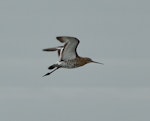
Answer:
[{"left": 0, "top": 0, "right": 150, "bottom": 121}]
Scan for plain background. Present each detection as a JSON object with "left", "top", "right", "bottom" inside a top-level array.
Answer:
[{"left": 0, "top": 0, "right": 150, "bottom": 121}]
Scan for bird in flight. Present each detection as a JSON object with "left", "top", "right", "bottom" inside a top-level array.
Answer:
[{"left": 43, "top": 36, "right": 103, "bottom": 76}]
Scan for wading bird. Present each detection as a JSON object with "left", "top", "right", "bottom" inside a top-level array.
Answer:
[{"left": 43, "top": 36, "right": 103, "bottom": 76}]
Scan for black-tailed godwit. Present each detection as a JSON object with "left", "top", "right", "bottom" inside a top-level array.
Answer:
[{"left": 43, "top": 36, "right": 103, "bottom": 76}]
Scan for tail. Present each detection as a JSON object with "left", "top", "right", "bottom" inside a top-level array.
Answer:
[{"left": 48, "top": 64, "right": 60, "bottom": 70}]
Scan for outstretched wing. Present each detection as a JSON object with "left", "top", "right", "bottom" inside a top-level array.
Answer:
[
  {"left": 56, "top": 36, "right": 80, "bottom": 61},
  {"left": 43, "top": 46, "right": 63, "bottom": 60}
]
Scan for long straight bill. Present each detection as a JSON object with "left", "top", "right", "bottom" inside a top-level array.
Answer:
[{"left": 92, "top": 61, "right": 104, "bottom": 65}]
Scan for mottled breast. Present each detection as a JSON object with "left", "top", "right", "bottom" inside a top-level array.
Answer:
[{"left": 59, "top": 58, "right": 88, "bottom": 69}]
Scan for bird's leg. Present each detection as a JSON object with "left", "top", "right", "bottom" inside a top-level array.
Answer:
[{"left": 43, "top": 67, "right": 60, "bottom": 77}]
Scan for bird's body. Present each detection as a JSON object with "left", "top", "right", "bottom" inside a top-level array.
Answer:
[
  {"left": 43, "top": 36, "right": 103, "bottom": 76},
  {"left": 53, "top": 57, "right": 93, "bottom": 69}
]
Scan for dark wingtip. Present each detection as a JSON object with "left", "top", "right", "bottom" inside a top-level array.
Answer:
[
  {"left": 56, "top": 36, "right": 64, "bottom": 43},
  {"left": 56, "top": 36, "right": 61, "bottom": 40},
  {"left": 43, "top": 48, "right": 50, "bottom": 51}
]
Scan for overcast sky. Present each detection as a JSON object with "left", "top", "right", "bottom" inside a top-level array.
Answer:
[{"left": 0, "top": 0, "right": 150, "bottom": 121}]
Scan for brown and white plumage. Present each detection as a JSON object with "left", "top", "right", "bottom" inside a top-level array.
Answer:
[{"left": 43, "top": 36, "right": 103, "bottom": 77}]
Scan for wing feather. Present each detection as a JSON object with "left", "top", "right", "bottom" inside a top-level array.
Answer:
[
  {"left": 56, "top": 36, "right": 80, "bottom": 61},
  {"left": 43, "top": 46, "right": 63, "bottom": 58}
]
